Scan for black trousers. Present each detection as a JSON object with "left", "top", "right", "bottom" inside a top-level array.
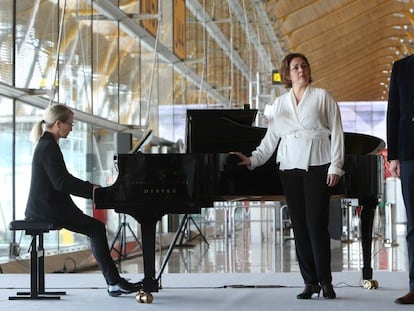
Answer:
[
  {"left": 61, "top": 213, "right": 120, "bottom": 285},
  {"left": 400, "top": 160, "right": 414, "bottom": 291},
  {"left": 279, "top": 164, "right": 332, "bottom": 286}
]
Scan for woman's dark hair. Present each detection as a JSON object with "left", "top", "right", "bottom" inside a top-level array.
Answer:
[{"left": 280, "top": 53, "right": 313, "bottom": 88}]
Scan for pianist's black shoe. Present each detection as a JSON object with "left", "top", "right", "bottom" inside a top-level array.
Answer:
[
  {"left": 321, "top": 284, "right": 336, "bottom": 299},
  {"left": 107, "top": 278, "right": 142, "bottom": 297},
  {"left": 297, "top": 284, "right": 321, "bottom": 299}
]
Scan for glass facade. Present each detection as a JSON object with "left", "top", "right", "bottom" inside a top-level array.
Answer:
[
  {"left": 0, "top": 1, "right": 388, "bottom": 263},
  {"left": 0, "top": 98, "right": 13, "bottom": 248},
  {"left": 0, "top": 0, "right": 218, "bottom": 260}
]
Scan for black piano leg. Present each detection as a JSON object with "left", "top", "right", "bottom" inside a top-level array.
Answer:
[
  {"left": 360, "top": 201, "right": 378, "bottom": 289},
  {"left": 140, "top": 222, "right": 159, "bottom": 293}
]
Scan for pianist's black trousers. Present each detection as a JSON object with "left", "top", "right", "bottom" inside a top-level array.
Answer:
[
  {"left": 279, "top": 164, "right": 332, "bottom": 286},
  {"left": 60, "top": 213, "right": 121, "bottom": 285}
]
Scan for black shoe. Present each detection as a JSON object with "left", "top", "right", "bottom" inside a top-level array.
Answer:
[
  {"left": 297, "top": 284, "right": 321, "bottom": 299},
  {"left": 321, "top": 284, "right": 336, "bottom": 299},
  {"left": 107, "top": 278, "right": 142, "bottom": 297},
  {"left": 395, "top": 291, "right": 414, "bottom": 304}
]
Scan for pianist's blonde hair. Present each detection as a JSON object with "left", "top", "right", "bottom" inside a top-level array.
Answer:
[{"left": 29, "top": 104, "right": 74, "bottom": 143}]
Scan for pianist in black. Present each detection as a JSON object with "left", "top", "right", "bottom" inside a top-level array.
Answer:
[
  {"left": 25, "top": 104, "right": 141, "bottom": 297},
  {"left": 232, "top": 53, "right": 344, "bottom": 300}
]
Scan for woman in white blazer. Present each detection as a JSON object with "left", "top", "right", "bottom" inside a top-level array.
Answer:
[{"left": 233, "top": 53, "right": 344, "bottom": 300}]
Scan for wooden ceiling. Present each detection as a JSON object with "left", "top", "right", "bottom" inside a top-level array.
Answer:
[
  {"left": 267, "top": 0, "right": 414, "bottom": 101},
  {"left": 182, "top": 0, "right": 414, "bottom": 104}
]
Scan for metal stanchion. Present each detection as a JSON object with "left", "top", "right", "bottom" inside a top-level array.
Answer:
[
  {"left": 341, "top": 198, "right": 361, "bottom": 243},
  {"left": 384, "top": 202, "right": 399, "bottom": 247}
]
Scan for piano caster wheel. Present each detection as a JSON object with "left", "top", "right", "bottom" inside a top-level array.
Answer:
[
  {"left": 363, "top": 279, "right": 379, "bottom": 290},
  {"left": 136, "top": 290, "right": 153, "bottom": 304}
]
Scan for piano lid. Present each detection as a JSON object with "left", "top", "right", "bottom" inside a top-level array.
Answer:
[
  {"left": 344, "top": 132, "right": 385, "bottom": 155},
  {"left": 186, "top": 108, "right": 386, "bottom": 155}
]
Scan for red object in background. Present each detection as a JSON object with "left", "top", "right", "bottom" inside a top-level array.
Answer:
[
  {"left": 93, "top": 205, "right": 107, "bottom": 224},
  {"left": 381, "top": 149, "right": 391, "bottom": 179},
  {"left": 356, "top": 205, "right": 363, "bottom": 218}
]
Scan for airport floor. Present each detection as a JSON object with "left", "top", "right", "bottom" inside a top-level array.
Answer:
[
  {"left": 0, "top": 203, "right": 410, "bottom": 310},
  {"left": 111, "top": 204, "right": 408, "bottom": 277}
]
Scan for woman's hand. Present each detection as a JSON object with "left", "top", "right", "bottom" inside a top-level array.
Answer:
[
  {"left": 326, "top": 174, "right": 341, "bottom": 187},
  {"left": 389, "top": 159, "right": 400, "bottom": 178},
  {"left": 230, "top": 152, "right": 251, "bottom": 167}
]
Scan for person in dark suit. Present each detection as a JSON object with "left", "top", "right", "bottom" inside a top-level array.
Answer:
[
  {"left": 25, "top": 104, "right": 140, "bottom": 297},
  {"left": 387, "top": 54, "right": 414, "bottom": 304}
]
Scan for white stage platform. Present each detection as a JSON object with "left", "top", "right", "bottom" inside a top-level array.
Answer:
[{"left": 0, "top": 271, "right": 409, "bottom": 310}]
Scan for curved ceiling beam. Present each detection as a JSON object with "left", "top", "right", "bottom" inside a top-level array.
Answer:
[
  {"left": 228, "top": 0, "right": 273, "bottom": 71},
  {"left": 252, "top": 0, "right": 285, "bottom": 66},
  {"left": 89, "top": 0, "right": 229, "bottom": 104},
  {"left": 290, "top": 11, "right": 404, "bottom": 52},
  {"left": 285, "top": 0, "right": 391, "bottom": 42},
  {"left": 186, "top": 0, "right": 250, "bottom": 81}
]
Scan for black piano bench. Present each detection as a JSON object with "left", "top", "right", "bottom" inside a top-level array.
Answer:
[{"left": 8, "top": 220, "right": 66, "bottom": 300}]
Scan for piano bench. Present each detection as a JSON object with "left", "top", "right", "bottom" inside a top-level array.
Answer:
[{"left": 8, "top": 220, "right": 66, "bottom": 300}]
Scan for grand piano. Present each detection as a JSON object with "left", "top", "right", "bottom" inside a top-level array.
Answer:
[{"left": 94, "top": 107, "right": 385, "bottom": 301}]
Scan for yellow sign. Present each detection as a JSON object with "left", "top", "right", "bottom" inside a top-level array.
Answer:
[
  {"left": 173, "top": 0, "right": 186, "bottom": 60},
  {"left": 272, "top": 70, "right": 281, "bottom": 85},
  {"left": 141, "top": 0, "right": 158, "bottom": 37}
]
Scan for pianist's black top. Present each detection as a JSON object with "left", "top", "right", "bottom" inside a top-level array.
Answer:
[{"left": 25, "top": 131, "right": 94, "bottom": 223}]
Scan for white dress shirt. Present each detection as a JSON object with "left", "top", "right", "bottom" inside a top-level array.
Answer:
[{"left": 249, "top": 85, "right": 345, "bottom": 176}]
